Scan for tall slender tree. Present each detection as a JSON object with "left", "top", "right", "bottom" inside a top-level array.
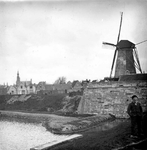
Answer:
[{"left": 54, "top": 76, "right": 66, "bottom": 84}]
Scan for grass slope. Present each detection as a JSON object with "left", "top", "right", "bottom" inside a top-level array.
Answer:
[{"left": 0, "top": 94, "right": 66, "bottom": 112}]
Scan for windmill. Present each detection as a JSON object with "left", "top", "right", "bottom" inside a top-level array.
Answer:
[{"left": 103, "top": 12, "right": 147, "bottom": 78}]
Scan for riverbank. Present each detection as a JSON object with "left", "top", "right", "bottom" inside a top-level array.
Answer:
[
  {"left": 51, "top": 120, "right": 147, "bottom": 150},
  {"left": 0, "top": 110, "right": 114, "bottom": 135},
  {"left": 0, "top": 110, "right": 78, "bottom": 124}
]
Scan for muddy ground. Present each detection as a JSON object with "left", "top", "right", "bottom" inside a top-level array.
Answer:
[{"left": 52, "top": 119, "right": 147, "bottom": 150}]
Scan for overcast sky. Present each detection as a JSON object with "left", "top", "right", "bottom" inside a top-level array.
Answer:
[{"left": 0, "top": 0, "right": 147, "bottom": 85}]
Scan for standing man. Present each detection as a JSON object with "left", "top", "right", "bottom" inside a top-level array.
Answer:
[{"left": 127, "top": 95, "right": 143, "bottom": 137}]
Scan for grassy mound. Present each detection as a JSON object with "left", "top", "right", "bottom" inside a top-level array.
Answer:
[
  {"left": 0, "top": 94, "right": 66, "bottom": 112},
  {"left": 0, "top": 94, "right": 83, "bottom": 115}
]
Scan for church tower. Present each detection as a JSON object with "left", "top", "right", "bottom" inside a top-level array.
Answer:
[{"left": 16, "top": 71, "right": 20, "bottom": 86}]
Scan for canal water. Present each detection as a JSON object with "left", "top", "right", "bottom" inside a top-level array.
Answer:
[
  {"left": 0, "top": 118, "right": 70, "bottom": 150},
  {"left": 0, "top": 115, "right": 126, "bottom": 150}
]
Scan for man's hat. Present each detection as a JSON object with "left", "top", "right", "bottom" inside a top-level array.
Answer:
[{"left": 131, "top": 95, "right": 138, "bottom": 99}]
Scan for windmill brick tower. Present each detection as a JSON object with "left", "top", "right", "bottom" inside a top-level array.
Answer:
[{"left": 114, "top": 40, "right": 136, "bottom": 78}]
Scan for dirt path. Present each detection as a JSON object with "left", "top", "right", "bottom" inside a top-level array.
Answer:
[
  {"left": 0, "top": 110, "right": 78, "bottom": 123},
  {"left": 51, "top": 120, "right": 140, "bottom": 150}
]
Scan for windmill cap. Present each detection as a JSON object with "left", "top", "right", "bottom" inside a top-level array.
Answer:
[{"left": 117, "top": 40, "right": 135, "bottom": 49}]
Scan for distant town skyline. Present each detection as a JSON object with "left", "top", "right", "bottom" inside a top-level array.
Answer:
[{"left": 0, "top": 0, "right": 147, "bottom": 85}]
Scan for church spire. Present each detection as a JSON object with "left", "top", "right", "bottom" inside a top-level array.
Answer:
[{"left": 16, "top": 71, "right": 20, "bottom": 86}]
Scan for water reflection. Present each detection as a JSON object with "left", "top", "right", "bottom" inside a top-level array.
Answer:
[
  {"left": 0, "top": 118, "right": 70, "bottom": 150},
  {"left": 87, "top": 119, "right": 127, "bottom": 132},
  {"left": 97, "top": 119, "right": 126, "bottom": 131}
]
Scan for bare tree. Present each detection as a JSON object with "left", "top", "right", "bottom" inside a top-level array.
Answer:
[{"left": 54, "top": 76, "right": 66, "bottom": 84}]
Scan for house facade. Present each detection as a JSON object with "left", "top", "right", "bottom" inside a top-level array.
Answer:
[
  {"left": 7, "top": 72, "right": 36, "bottom": 95},
  {"left": 7, "top": 85, "right": 17, "bottom": 95},
  {"left": 69, "top": 80, "right": 83, "bottom": 92},
  {"left": 36, "top": 82, "right": 72, "bottom": 95},
  {"left": 36, "top": 82, "right": 46, "bottom": 94}
]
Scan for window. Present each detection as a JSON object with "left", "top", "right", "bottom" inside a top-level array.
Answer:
[{"left": 22, "top": 90, "right": 25, "bottom": 94}]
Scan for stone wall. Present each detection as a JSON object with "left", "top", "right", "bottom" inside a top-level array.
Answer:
[{"left": 78, "top": 81, "right": 147, "bottom": 118}]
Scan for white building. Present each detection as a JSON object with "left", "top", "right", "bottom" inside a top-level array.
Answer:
[{"left": 8, "top": 72, "right": 36, "bottom": 95}]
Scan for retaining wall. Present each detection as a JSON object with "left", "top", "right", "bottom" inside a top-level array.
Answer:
[{"left": 78, "top": 81, "right": 147, "bottom": 118}]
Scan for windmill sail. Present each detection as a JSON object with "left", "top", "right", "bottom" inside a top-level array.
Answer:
[
  {"left": 110, "top": 12, "right": 123, "bottom": 78},
  {"left": 117, "top": 12, "right": 123, "bottom": 44},
  {"left": 102, "top": 42, "right": 116, "bottom": 47},
  {"left": 133, "top": 48, "right": 142, "bottom": 73}
]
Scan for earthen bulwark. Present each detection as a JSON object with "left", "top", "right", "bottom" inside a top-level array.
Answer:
[{"left": 78, "top": 81, "right": 147, "bottom": 118}]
